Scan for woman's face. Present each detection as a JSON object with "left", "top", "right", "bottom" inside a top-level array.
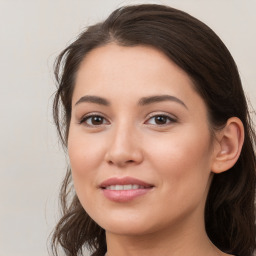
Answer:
[{"left": 68, "top": 44, "right": 216, "bottom": 236}]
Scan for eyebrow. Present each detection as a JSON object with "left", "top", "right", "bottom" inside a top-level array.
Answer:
[
  {"left": 75, "top": 95, "right": 110, "bottom": 106},
  {"left": 138, "top": 95, "right": 188, "bottom": 109},
  {"left": 75, "top": 94, "right": 187, "bottom": 109}
]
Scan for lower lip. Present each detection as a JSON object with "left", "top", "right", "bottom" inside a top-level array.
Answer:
[{"left": 102, "top": 188, "right": 152, "bottom": 202}]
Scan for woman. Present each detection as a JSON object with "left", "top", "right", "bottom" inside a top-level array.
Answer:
[{"left": 51, "top": 4, "right": 256, "bottom": 256}]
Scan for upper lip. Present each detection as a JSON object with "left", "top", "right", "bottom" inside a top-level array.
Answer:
[{"left": 99, "top": 176, "right": 154, "bottom": 188}]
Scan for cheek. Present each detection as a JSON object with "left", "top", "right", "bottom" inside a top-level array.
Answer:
[
  {"left": 67, "top": 132, "right": 107, "bottom": 216},
  {"left": 146, "top": 125, "right": 212, "bottom": 189},
  {"left": 145, "top": 129, "right": 213, "bottom": 222},
  {"left": 67, "top": 130, "right": 105, "bottom": 190}
]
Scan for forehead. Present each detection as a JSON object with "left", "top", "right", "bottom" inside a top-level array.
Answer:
[
  {"left": 73, "top": 43, "right": 205, "bottom": 112},
  {"left": 76, "top": 43, "right": 192, "bottom": 87}
]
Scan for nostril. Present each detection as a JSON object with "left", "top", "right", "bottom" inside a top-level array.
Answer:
[
  {"left": 107, "top": 159, "right": 136, "bottom": 167},
  {"left": 104, "top": 148, "right": 143, "bottom": 167},
  {"left": 107, "top": 160, "right": 114, "bottom": 165}
]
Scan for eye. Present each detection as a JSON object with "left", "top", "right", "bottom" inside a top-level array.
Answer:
[
  {"left": 80, "top": 114, "right": 110, "bottom": 127},
  {"left": 146, "top": 114, "right": 176, "bottom": 126}
]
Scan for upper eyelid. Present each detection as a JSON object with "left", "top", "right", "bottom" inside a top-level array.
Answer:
[
  {"left": 80, "top": 111, "right": 109, "bottom": 119},
  {"left": 145, "top": 111, "right": 177, "bottom": 120}
]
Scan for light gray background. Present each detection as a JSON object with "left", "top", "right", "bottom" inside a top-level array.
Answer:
[{"left": 0, "top": 0, "right": 255, "bottom": 256}]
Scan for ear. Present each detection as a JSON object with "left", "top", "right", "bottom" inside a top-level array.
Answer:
[{"left": 211, "top": 117, "right": 244, "bottom": 174}]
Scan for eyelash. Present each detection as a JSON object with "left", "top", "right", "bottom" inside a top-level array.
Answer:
[
  {"left": 79, "top": 113, "right": 109, "bottom": 127},
  {"left": 79, "top": 112, "right": 177, "bottom": 127},
  {"left": 145, "top": 113, "right": 177, "bottom": 126}
]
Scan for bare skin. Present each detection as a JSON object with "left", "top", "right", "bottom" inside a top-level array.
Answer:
[{"left": 68, "top": 44, "right": 243, "bottom": 256}]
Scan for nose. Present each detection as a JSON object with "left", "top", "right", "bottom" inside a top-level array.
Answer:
[{"left": 104, "top": 123, "right": 144, "bottom": 168}]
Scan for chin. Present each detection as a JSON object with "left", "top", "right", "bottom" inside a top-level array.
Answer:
[
  {"left": 92, "top": 210, "right": 156, "bottom": 236},
  {"left": 105, "top": 223, "right": 157, "bottom": 237}
]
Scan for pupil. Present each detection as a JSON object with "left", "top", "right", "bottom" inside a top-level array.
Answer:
[
  {"left": 92, "top": 116, "right": 103, "bottom": 125},
  {"left": 155, "top": 116, "right": 167, "bottom": 124}
]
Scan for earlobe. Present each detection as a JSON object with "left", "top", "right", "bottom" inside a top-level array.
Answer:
[{"left": 211, "top": 117, "right": 244, "bottom": 174}]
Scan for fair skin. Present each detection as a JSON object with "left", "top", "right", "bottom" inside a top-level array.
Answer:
[{"left": 68, "top": 44, "right": 243, "bottom": 256}]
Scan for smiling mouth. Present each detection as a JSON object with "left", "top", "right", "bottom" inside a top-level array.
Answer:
[
  {"left": 100, "top": 176, "right": 154, "bottom": 188},
  {"left": 103, "top": 184, "right": 151, "bottom": 190},
  {"left": 100, "top": 177, "right": 154, "bottom": 202}
]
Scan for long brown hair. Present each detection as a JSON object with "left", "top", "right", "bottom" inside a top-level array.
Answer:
[{"left": 51, "top": 4, "right": 256, "bottom": 256}]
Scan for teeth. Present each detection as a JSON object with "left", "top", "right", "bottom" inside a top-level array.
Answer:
[
  {"left": 105, "top": 184, "right": 144, "bottom": 190},
  {"left": 124, "top": 185, "right": 132, "bottom": 190}
]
